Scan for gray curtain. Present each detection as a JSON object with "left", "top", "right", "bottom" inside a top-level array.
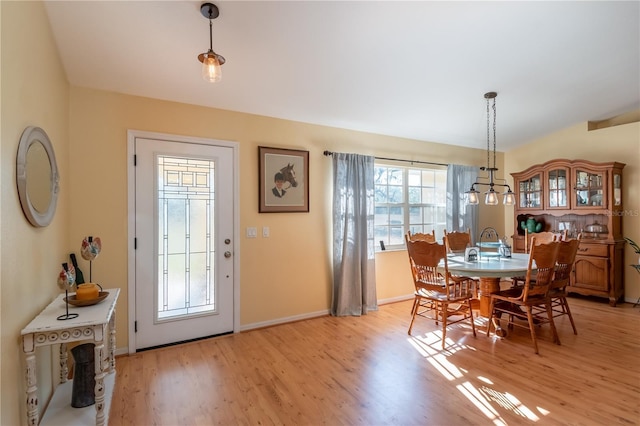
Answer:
[
  {"left": 446, "top": 164, "right": 479, "bottom": 243},
  {"left": 331, "top": 153, "right": 377, "bottom": 316}
]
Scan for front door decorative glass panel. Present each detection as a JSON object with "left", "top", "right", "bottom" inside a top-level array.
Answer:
[{"left": 157, "top": 155, "right": 216, "bottom": 320}]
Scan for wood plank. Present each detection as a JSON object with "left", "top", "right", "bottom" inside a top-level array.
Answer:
[{"left": 109, "top": 297, "right": 640, "bottom": 425}]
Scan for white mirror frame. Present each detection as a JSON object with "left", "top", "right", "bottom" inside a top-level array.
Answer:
[{"left": 16, "top": 126, "right": 59, "bottom": 227}]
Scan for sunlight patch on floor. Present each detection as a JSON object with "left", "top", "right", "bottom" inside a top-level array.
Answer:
[
  {"left": 480, "top": 386, "right": 540, "bottom": 422},
  {"left": 457, "top": 381, "right": 506, "bottom": 426},
  {"left": 407, "top": 331, "right": 548, "bottom": 424}
]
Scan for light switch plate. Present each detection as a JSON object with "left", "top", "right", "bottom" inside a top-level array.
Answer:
[
  {"left": 246, "top": 227, "right": 257, "bottom": 238},
  {"left": 263, "top": 226, "right": 270, "bottom": 237}
]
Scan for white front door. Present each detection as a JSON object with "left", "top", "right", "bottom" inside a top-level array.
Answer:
[{"left": 131, "top": 134, "right": 236, "bottom": 350}]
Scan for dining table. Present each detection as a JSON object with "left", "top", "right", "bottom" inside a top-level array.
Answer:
[{"left": 443, "top": 252, "right": 534, "bottom": 317}]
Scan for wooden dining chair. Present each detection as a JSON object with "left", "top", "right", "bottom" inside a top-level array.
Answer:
[
  {"left": 548, "top": 237, "right": 581, "bottom": 335},
  {"left": 443, "top": 228, "right": 472, "bottom": 253},
  {"left": 525, "top": 229, "right": 567, "bottom": 253},
  {"left": 511, "top": 229, "right": 567, "bottom": 287},
  {"left": 405, "top": 232, "right": 438, "bottom": 315},
  {"left": 486, "top": 238, "right": 560, "bottom": 354},
  {"left": 406, "top": 238, "right": 476, "bottom": 349},
  {"left": 406, "top": 230, "right": 436, "bottom": 243},
  {"left": 443, "top": 233, "right": 479, "bottom": 299}
]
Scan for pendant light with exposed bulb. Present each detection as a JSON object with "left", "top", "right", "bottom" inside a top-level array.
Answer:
[
  {"left": 466, "top": 92, "right": 515, "bottom": 206},
  {"left": 197, "top": 3, "right": 225, "bottom": 83}
]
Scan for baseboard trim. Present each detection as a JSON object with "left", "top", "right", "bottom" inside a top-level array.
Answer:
[
  {"left": 117, "top": 294, "right": 416, "bottom": 353},
  {"left": 239, "top": 294, "right": 414, "bottom": 331}
]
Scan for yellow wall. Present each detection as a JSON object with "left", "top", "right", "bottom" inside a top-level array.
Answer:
[
  {"left": 67, "top": 86, "right": 498, "bottom": 340},
  {"left": 504, "top": 122, "right": 640, "bottom": 301},
  {"left": 9, "top": 2, "right": 638, "bottom": 425},
  {"left": 1, "top": 1, "right": 70, "bottom": 424}
]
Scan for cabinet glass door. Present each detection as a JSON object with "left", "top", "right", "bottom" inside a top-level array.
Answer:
[
  {"left": 547, "top": 169, "right": 568, "bottom": 208},
  {"left": 575, "top": 169, "right": 605, "bottom": 208},
  {"left": 613, "top": 173, "right": 621, "bottom": 206},
  {"left": 518, "top": 174, "right": 542, "bottom": 208}
]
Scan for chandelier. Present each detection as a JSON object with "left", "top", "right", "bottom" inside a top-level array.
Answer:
[
  {"left": 466, "top": 92, "right": 515, "bottom": 206},
  {"left": 197, "top": 3, "right": 226, "bottom": 83}
]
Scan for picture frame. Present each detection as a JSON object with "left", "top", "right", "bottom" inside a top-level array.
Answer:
[{"left": 258, "top": 146, "right": 309, "bottom": 213}]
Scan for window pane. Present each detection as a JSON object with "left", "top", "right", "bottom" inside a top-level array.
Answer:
[
  {"left": 408, "top": 206, "right": 422, "bottom": 224},
  {"left": 374, "top": 167, "right": 388, "bottom": 184},
  {"left": 374, "top": 206, "right": 389, "bottom": 225},
  {"left": 389, "top": 206, "right": 403, "bottom": 226},
  {"left": 374, "top": 185, "right": 387, "bottom": 203},
  {"left": 388, "top": 185, "right": 403, "bottom": 203},
  {"left": 390, "top": 227, "right": 404, "bottom": 245},
  {"left": 422, "top": 170, "right": 434, "bottom": 186},
  {"left": 374, "top": 226, "right": 388, "bottom": 241},
  {"left": 422, "top": 187, "right": 435, "bottom": 204},
  {"left": 388, "top": 168, "right": 403, "bottom": 185},
  {"left": 408, "top": 186, "right": 421, "bottom": 204},
  {"left": 408, "top": 169, "right": 421, "bottom": 186}
]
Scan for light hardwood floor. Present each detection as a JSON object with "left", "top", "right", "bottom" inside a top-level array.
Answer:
[{"left": 109, "top": 297, "right": 640, "bottom": 425}]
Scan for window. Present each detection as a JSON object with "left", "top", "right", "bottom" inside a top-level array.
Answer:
[{"left": 374, "top": 164, "right": 447, "bottom": 250}]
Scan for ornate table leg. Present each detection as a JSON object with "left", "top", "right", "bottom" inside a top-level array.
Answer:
[
  {"left": 108, "top": 309, "right": 116, "bottom": 373},
  {"left": 94, "top": 325, "right": 107, "bottom": 426},
  {"left": 478, "top": 277, "right": 501, "bottom": 317},
  {"left": 23, "top": 334, "right": 39, "bottom": 426},
  {"left": 59, "top": 343, "right": 68, "bottom": 383}
]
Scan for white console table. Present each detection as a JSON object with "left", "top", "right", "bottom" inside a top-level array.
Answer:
[{"left": 21, "top": 288, "right": 120, "bottom": 426}]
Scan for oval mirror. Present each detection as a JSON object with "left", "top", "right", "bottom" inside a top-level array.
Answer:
[{"left": 16, "top": 126, "right": 59, "bottom": 227}]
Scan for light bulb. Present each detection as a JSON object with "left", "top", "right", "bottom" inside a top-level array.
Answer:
[
  {"left": 503, "top": 191, "right": 515, "bottom": 206},
  {"left": 468, "top": 191, "right": 479, "bottom": 205},
  {"left": 201, "top": 53, "right": 221, "bottom": 83},
  {"left": 485, "top": 189, "right": 499, "bottom": 205}
]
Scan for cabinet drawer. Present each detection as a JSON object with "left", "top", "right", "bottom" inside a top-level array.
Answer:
[{"left": 576, "top": 243, "right": 608, "bottom": 257}]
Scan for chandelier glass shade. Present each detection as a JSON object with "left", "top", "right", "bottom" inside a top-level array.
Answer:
[
  {"left": 198, "top": 3, "right": 225, "bottom": 83},
  {"left": 466, "top": 92, "right": 515, "bottom": 206}
]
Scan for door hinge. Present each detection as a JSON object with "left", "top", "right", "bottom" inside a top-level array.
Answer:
[
  {"left": 134, "top": 238, "right": 137, "bottom": 250},
  {"left": 134, "top": 321, "right": 137, "bottom": 333},
  {"left": 133, "top": 154, "right": 137, "bottom": 166}
]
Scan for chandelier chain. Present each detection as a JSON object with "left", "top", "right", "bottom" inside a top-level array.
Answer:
[
  {"left": 486, "top": 97, "right": 490, "bottom": 169},
  {"left": 492, "top": 96, "right": 497, "bottom": 170}
]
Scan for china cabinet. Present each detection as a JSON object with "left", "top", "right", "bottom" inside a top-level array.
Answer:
[
  {"left": 21, "top": 289, "right": 119, "bottom": 425},
  {"left": 511, "top": 159, "right": 625, "bottom": 306}
]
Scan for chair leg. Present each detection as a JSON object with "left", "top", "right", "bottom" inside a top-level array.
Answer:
[
  {"left": 525, "top": 306, "right": 539, "bottom": 354},
  {"left": 562, "top": 297, "right": 578, "bottom": 335},
  {"left": 441, "top": 302, "right": 448, "bottom": 349},
  {"left": 467, "top": 299, "right": 476, "bottom": 337},
  {"left": 486, "top": 298, "right": 495, "bottom": 336},
  {"left": 546, "top": 302, "right": 561, "bottom": 346},
  {"left": 408, "top": 298, "right": 419, "bottom": 335}
]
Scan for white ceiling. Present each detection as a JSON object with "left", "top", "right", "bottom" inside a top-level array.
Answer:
[{"left": 44, "top": 1, "right": 640, "bottom": 151}]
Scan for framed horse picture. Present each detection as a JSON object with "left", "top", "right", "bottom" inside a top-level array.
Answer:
[{"left": 258, "top": 146, "right": 309, "bottom": 213}]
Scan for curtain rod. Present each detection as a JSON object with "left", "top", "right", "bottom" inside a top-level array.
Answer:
[{"left": 322, "top": 150, "right": 449, "bottom": 167}]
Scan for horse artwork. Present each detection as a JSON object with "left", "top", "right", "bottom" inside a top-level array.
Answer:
[
  {"left": 279, "top": 163, "right": 298, "bottom": 189},
  {"left": 259, "top": 146, "right": 309, "bottom": 213}
]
